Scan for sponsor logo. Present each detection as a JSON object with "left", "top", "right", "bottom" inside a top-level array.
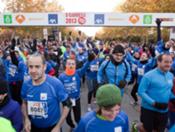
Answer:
[
  {"left": 65, "top": 13, "right": 86, "bottom": 25},
  {"left": 143, "top": 15, "right": 152, "bottom": 24},
  {"left": 4, "top": 14, "right": 12, "bottom": 24},
  {"left": 40, "top": 93, "right": 47, "bottom": 100},
  {"left": 94, "top": 14, "right": 104, "bottom": 24},
  {"left": 129, "top": 15, "right": 139, "bottom": 24},
  {"left": 48, "top": 14, "right": 58, "bottom": 24},
  {"left": 16, "top": 15, "right": 25, "bottom": 24},
  {"left": 157, "top": 18, "right": 174, "bottom": 22}
]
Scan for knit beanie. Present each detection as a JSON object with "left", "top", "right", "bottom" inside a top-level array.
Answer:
[
  {"left": 112, "top": 45, "right": 125, "bottom": 55},
  {"left": 96, "top": 84, "right": 122, "bottom": 107}
]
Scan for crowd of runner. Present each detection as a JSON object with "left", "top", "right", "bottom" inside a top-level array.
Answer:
[{"left": 0, "top": 19, "right": 175, "bottom": 132}]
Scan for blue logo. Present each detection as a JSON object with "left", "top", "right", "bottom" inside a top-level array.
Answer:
[
  {"left": 94, "top": 14, "right": 104, "bottom": 24},
  {"left": 48, "top": 14, "right": 58, "bottom": 24}
]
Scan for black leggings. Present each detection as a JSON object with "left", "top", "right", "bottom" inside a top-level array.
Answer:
[
  {"left": 140, "top": 107, "right": 168, "bottom": 132},
  {"left": 31, "top": 123, "right": 57, "bottom": 132},
  {"left": 131, "top": 83, "right": 138, "bottom": 102},
  {"left": 66, "top": 98, "right": 81, "bottom": 128},
  {"left": 88, "top": 90, "right": 96, "bottom": 104}
]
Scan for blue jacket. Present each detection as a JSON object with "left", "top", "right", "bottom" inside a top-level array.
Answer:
[
  {"left": 76, "top": 52, "right": 88, "bottom": 63},
  {"left": 126, "top": 52, "right": 139, "bottom": 73},
  {"left": 126, "top": 52, "right": 156, "bottom": 83},
  {"left": 171, "top": 58, "right": 175, "bottom": 76},
  {"left": 170, "top": 125, "right": 175, "bottom": 132},
  {"left": 136, "top": 58, "right": 156, "bottom": 84},
  {"left": 138, "top": 68, "right": 175, "bottom": 113},
  {"left": 59, "top": 61, "right": 90, "bottom": 99},
  {"left": 74, "top": 111, "right": 129, "bottom": 132},
  {"left": 4, "top": 60, "right": 27, "bottom": 83},
  {"left": 97, "top": 60, "right": 131, "bottom": 86},
  {"left": 155, "top": 40, "right": 170, "bottom": 56},
  {"left": 0, "top": 98, "right": 23, "bottom": 132},
  {"left": 63, "top": 51, "right": 70, "bottom": 61}
]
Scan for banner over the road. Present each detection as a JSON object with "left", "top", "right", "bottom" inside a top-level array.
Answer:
[{"left": 0, "top": 12, "right": 175, "bottom": 27}]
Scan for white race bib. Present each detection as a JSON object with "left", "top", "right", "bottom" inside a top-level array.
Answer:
[
  {"left": 28, "top": 101, "right": 48, "bottom": 117},
  {"left": 132, "top": 64, "right": 137, "bottom": 71},
  {"left": 70, "top": 98, "right": 76, "bottom": 106},
  {"left": 114, "top": 126, "right": 122, "bottom": 132},
  {"left": 90, "top": 65, "right": 99, "bottom": 71},
  {"left": 138, "top": 68, "right": 144, "bottom": 75}
]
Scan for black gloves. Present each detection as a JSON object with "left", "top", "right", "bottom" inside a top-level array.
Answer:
[
  {"left": 155, "top": 18, "right": 162, "bottom": 26},
  {"left": 156, "top": 18, "right": 162, "bottom": 42},
  {"left": 118, "top": 80, "right": 127, "bottom": 89},
  {"left": 11, "top": 38, "right": 16, "bottom": 50},
  {"left": 88, "top": 51, "right": 95, "bottom": 62},
  {"left": 153, "top": 102, "right": 168, "bottom": 110},
  {"left": 170, "top": 99, "right": 175, "bottom": 105}
]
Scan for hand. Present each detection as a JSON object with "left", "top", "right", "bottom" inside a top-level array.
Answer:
[
  {"left": 118, "top": 80, "right": 127, "bottom": 89},
  {"left": 24, "top": 118, "right": 31, "bottom": 132},
  {"left": 51, "top": 125, "right": 60, "bottom": 132},
  {"left": 153, "top": 102, "right": 168, "bottom": 110},
  {"left": 155, "top": 18, "right": 162, "bottom": 25}
]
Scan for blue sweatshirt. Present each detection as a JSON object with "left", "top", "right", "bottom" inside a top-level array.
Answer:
[
  {"left": 0, "top": 98, "right": 23, "bottom": 132},
  {"left": 86, "top": 58, "right": 103, "bottom": 80},
  {"left": 59, "top": 61, "right": 90, "bottom": 99},
  {"left": 138, "top": 68, "right": 174, "bottom": 113},
  {"left": 21, "top": 75, "right": 68, "bottom": 128},
  {"left": 4, "top": 60, "right": 27, "bottom": 83},
  {"left": 74, "top": 111, "right": 129, "bottom": 132}
]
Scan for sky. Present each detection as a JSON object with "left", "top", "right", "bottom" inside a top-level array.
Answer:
[{"left": 0, "top": 0, "right": 125, "bottom": 36}]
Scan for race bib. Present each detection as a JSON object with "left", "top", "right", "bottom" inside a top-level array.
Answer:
[
  {"left": 132, "top": 64, "right": 137, "bottom": 71},
  {"left": 28, "top": 101, "right": 48, "bottom": 117},
  {"left": 114, "top": 126, "right": 122, "bottom": 132},
  {"left": 70, "top": 98, "right": 76, "bottom": 106},
  {"left": 138, "top": 68, "right": 144, "bottom": 75},
  {"left": 90, "top": 65, "right": 99, "bottom": 71},
  {"left": 9, "top": 66, "right": 17, "bottom": 77}
]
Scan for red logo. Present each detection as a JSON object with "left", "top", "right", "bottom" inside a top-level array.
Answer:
[
  {"left": 78, "top": 17, "right": 86, "bottom": 25},
  {"left": 65, "top": 13, "right": 86, "bottom": 25}
]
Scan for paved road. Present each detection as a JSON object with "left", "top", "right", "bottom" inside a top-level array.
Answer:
[{"left": 63, "top": 83, "right": 140, "bottom": 132}]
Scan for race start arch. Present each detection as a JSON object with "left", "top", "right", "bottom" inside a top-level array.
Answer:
[{"left": 0, "top": 12, "right": 175, "bottom": 27}]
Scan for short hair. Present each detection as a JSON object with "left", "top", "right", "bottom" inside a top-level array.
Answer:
[
  {"left": 157, "top": 53, "right": 171, "bottom": 62},
  {"left": 28, "top": 52, "right": 46, "bottom": 65}
]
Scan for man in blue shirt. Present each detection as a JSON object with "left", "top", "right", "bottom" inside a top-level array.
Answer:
[
  {"left": 138, "top": 54, "right": 175, "bottom": 132},
  {"left": 21, "top": 52, "right": 71, "bottom": 132},
  {"left": 98, "top": 44, "right": 131, "bottom": 95}
]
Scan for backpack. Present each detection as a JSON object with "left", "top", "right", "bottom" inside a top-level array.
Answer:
[{"left": 102, "top": 60, "right": 128, "bottom": 83}]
